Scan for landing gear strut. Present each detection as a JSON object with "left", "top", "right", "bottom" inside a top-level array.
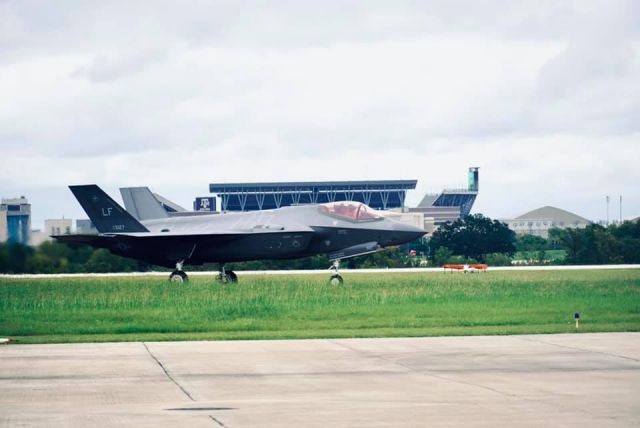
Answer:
[
  {"left": 328, "top": 259, "right": 343, "bottom": 285},
  {"left": 169, "top": 260, "right": 188, "bottom": 283},
  {"left": 216, "top": 264, "right": 238, "bottom": 284}
]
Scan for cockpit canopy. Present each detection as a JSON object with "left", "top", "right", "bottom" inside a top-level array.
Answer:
[{"left": 318, "top": 201, "right": 383, "bottom": 222}]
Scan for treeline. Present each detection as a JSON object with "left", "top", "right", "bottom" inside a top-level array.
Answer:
[
  {"left": 428, "top": 214, "right": 640, "bottom": 266},
  {"left": 551, "top": 221, "right": 640, "bottom": 264},
  {"left": 0, "top": 241, "right": 142, "bottom": 274},
  {"left": 1, "top": 217, "right": 638, "bottom": 274},
  {"left": 0, "top": 241, "right": 415, "bottom": 274}
]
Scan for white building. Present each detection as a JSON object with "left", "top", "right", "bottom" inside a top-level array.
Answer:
[
  {"left": 504, "top": 206, "right": 591, "bottom": 238},
  {"left": 44, "top": 219, "right": 73, "bottom": 237},
  {"left": 0, "top": 210, "right": 6, "bottom": 242}
]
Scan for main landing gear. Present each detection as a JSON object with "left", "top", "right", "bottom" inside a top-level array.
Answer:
[
  {"left": 328, "top": 259, "right": 343, "bottom": 285},
  {"left": 216, "top": 264, "right": 238, "bottom": 284},
  {"left": 169, "top": 260, "right": 188, "bottom": 283}
]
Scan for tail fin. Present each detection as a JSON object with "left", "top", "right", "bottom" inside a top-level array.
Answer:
[
  {"left": 69, "top": 185, "right": 149, "bottom": 233},
  {"left": 120, "top": 187, "right": 169, "bottom": 221}
]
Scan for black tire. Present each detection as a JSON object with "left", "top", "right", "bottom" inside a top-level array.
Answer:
[
  {"left": 216, "top": 270, "right": 238, "bottom": 284},
  {"left": 329, "top": 274, "right": 343, "bottom": 285},
  {"left": 169, "top": 271, "right": 188, "bottom": 283},
  {"left": 226, "top": 271, "right": 238, "bottom": 283}
]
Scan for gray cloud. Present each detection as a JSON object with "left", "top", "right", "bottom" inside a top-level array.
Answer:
[
  {"left": 71, "top": 49, "right": 167, "bottom": 82},
  {"left": 1, "top": 0, "right": 639, "bottom": 227}
]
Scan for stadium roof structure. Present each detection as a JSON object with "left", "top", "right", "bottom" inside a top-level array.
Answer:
[
  {"left": 417, "top": 189, "right": 478, "bottom": 217},
  {"left": 515, "top": 206, "right": 591, "bottom": 225},
  {"left": 416, "top": 167, "right": 479, "bottom": 217},
  {"left": 209, "top": 180, "right": 417, "bottom": 212}
]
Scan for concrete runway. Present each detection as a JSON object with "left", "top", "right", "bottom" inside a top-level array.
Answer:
[
  {"left": 1, "top": 333, "right": 639, "bottom": 427},
  {"left": 3, "top": 264, "right": 640, "bottom": 279}
]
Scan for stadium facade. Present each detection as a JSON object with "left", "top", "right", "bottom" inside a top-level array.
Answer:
[
  {"left": 208, "top": 180, "right": 418, "bottom": 212},
  {"left": 413, "top": 167, "right": 479, "bottom": 216}
]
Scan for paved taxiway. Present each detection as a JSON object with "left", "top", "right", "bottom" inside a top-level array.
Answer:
[
  {"left": 1, "top": 333, "right": 639, "bottom": 427},
  {"left": 3, "top": 264, "right": 640, "bottom": 279}
]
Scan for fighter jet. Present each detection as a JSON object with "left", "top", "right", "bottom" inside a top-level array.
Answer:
[{"left": 54, "top": 185, "right": 426, "bottom": 284}]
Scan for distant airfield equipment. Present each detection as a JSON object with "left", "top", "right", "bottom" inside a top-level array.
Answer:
[
  {"left": 54, "top": 185, "right": 425, "bottom": 284},
  {"left": 619, "top": 195, "right": 622, "bottom": 223},
  {"left": 444, "top": 264, "right": 488, "bottom": 273}
]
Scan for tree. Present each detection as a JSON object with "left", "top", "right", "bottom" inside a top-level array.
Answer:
[
  {"left": 433, "top": 247, "right": 453, "bottom": 266},
  {"left": 84, "top": 249, "right": 138, "bottom": 273},
  {"left": 552, "top": 220, "right": 640, "bottom": 265},
  {"left": 516, "top": 234, "right": 548, "bottom": 252},
  {"left": 429, "top": 214, "right": 516, "bottom": 262},
  {"left": 485, "top": 252, "right": 512, "bottom": 266},
  {"left": 1, "top": 243, "right": 34, "bottom": 273}
]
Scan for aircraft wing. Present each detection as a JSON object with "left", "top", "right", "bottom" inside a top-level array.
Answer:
[
  {"left": 53, "top": 226, "right": 316, "bottom": 246},
  {"left": 52, "top": 234, "right": 104, "bottom": 244},
  {"left": 104, "top": 225, "right": 315, "bottom": 238}
]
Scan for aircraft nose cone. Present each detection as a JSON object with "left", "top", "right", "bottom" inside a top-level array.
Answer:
[{"left": 392, "top": 222, "right": 427, "bottom": 243}]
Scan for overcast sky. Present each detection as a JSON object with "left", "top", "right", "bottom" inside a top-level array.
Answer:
[{"left": 1, "top": 0, "right": 638, "bottom": 229}]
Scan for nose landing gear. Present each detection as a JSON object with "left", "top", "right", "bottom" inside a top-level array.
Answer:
[
  {"left": 329, "top": 259, "right": 343, "bottom": 285},
  {"left": 169, "top": 260, "right": 188, "bottom": 283}
]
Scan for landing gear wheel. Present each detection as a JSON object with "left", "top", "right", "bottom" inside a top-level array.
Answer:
[
  {"left": 216, "top": 265, "right": 238, "bottom": 284},
  {"left": 328, "top": 259, "right": 343, "bottom": 285},
  {"left": 329, "top": 274, "right": 343, "bottom": 285},
  {"left": 169, "top": 271, "right": 188, "bottom": 283}
]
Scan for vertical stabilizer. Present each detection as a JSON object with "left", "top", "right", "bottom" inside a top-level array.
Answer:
[
  {"left": 69, "top": 185, "right": 149, "bottom": 233},
  {"left": 120, "top": 187, "right": 170, "bottom": 221}
]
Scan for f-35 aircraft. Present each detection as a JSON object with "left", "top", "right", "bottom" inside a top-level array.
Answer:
[{"left": 54, "top": 185, "right": 426, "bottom": 284}]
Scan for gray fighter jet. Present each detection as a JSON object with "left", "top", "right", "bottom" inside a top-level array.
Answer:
[{"left": 54, "top": 185, "right": 426, "bottom": 284}]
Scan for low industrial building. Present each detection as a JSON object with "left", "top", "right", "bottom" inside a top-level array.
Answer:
[
  {"left": 383, "top": 211, "right": 435, "bottom": 235},
  {"left": 504, "top": 206, "right": 591, "bottom": 238},
  {"left": 45, "top": 219, "right": 72, "bottom": 236}
]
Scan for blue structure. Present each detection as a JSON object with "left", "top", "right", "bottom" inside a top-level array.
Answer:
[
  {"left": 431, "top": 167, "right": 479, "bottom": 216},
  {"left": 193, "top": 197, "right": 217, "bottom": 212},
  {"left": 209, "top": 180, "right": 417, "bottom": 212},
  {"left": 432, "top": 191, "right": 477, "bottom": 217},
  {"left": 1, "top": 197, "right": 31, "bottom": 244}
]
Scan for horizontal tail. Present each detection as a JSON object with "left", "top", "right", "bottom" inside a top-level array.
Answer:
[{"left": 69, "top": 185, "right": 149, "bottom": 233}]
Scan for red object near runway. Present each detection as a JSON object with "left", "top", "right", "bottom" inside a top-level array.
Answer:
[{"left": 444, "top": 264, "right": 488, "bottom": 272}]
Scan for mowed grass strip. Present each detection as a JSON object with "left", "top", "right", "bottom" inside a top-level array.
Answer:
[{"left": 1, "top": 269, "right": 639, "bottom": 344}]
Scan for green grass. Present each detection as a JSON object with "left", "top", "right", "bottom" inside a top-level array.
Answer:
[{"left": 1, "top": 269, "right": 639, "bottom": 344}]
